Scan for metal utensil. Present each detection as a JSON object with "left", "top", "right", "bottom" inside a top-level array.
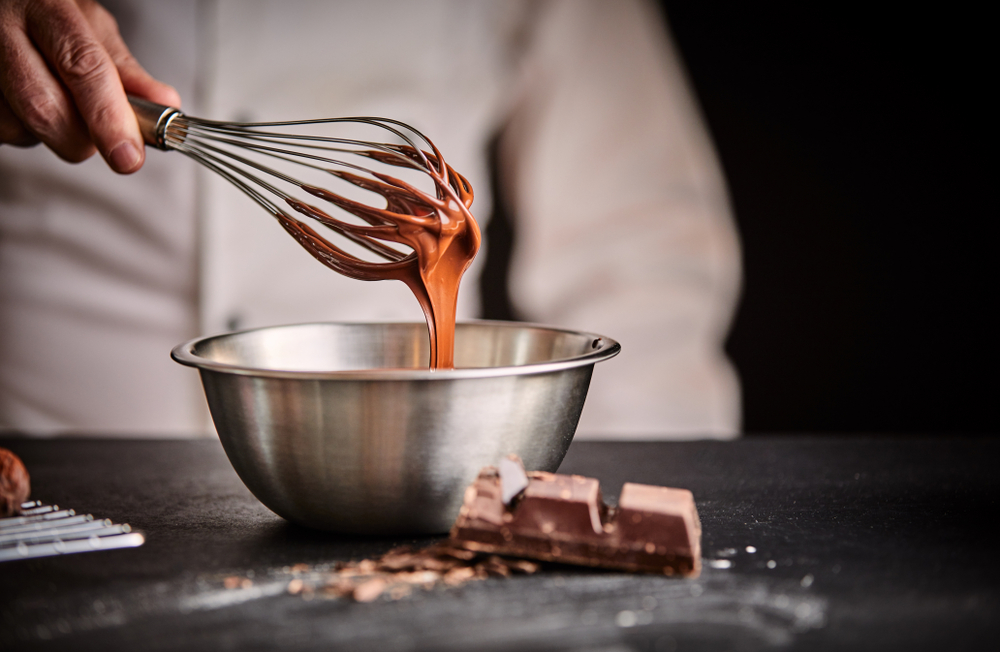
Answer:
[
  {"left": 128, "top": 96, "right": 472, "bottom": 271},
  {"left": 172, "top": 321, "right": 620, "bottom": 534},
  {"left": 0, "top": 501, "right": 144, "bottom": 562},
  {"left": 130, "top": 96, "right": 483, "bottom": 367}
]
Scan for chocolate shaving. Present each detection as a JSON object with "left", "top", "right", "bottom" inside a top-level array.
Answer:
[{"left": 270, "top": 542, "right": 539, "bottom": 603}]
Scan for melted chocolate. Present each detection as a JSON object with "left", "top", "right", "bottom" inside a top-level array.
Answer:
[{"left": 274, "top": 143, "right": 480, "bottom": 369}]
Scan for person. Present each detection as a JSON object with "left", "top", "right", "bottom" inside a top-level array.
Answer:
[{"left": 0, "top": 0, "right": 741, "bottom": 439}]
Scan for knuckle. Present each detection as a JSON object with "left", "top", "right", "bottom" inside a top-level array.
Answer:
[
  {"left": 19, "top": 90, "right": 62, "bottom": 135},
  {"left": 56, "top": 39, "right": 109, "bottom": 84},
  {"left": 118, "top": 50, "right": 137, "bottom": 67},
  {"left": 0, "top": 6, "right": 24, "bottom": 36}
]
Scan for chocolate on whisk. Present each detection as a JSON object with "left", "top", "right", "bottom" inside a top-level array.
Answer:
[{"left": 131, "top": 97, "right": 481, "bottom": 369}]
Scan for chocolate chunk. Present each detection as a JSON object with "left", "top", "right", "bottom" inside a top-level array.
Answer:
[
  {"left": 450, "top": 460, "right": 701, "bottom": 577},
  {"left": 0, "top": 447, "right": 31, "bottom": 517},
  {"left": 616, "top": 483, "right": 701, "bottom": 567},
  {"left": 510, "top": 472, "right": 606, "bottom": 538},
  {"left": 499, "top": 455, "right": 530, "bottom": 505}
]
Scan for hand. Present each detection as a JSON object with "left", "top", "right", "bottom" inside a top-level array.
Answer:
[{"left": 0, "top": 0, "right": 180, "bottom": 173}]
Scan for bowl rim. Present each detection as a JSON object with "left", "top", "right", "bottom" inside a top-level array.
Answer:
[{"left": 171, "top": 320, "right": 621, "bottom": 380}]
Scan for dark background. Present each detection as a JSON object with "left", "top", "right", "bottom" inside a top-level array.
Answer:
[
  {"left": 480, "top": 2, "right": 996, "bottom": 434},
  {"left": 656, "top": 2, "right": 995, "bottom": 433}
]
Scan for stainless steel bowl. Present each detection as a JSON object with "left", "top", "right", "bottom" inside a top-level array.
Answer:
[{"left": 172, "top": 321, "right": 620, "bottom": 534}]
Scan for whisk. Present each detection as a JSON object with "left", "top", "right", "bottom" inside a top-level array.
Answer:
[{"left": 129, "top": 96, "right": 481, "bottom": 367}]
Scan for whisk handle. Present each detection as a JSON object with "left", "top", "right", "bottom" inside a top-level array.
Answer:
[{"left": 128, "top": 96, "right": 182, "bottom": 151}]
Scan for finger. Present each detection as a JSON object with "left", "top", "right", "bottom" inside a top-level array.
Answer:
[
  {"left": 0, "top": 12, "right": 95, "bottom": 160},
  {"left": 25, "top": 0, "right": 143, "bottom": 173},
  {"left": 116, "top": 53, "right": 181, "bottom": 109},
  {"left": 82, "top": 1, "right": 181, "bottom": 108},
  {"left": 0, "top": 92, "right": 41, "bottom": 147}
]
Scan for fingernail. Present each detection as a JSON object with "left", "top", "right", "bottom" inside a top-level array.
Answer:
[{"left": 109, "top": 141, "right": 141, "bottom": 172}]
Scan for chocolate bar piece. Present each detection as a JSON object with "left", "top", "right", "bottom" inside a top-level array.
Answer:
[{"left": 450, "top": 457, "right": 701, "bottom": 576}]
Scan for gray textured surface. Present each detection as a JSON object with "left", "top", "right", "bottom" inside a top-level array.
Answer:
[{"left": 1, "top": 436, "right": 997, "bottom": 651}]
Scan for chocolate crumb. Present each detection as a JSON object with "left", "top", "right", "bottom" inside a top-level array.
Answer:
[
  {"left": 0, "top": 447, "right": 30, "bottom": 517},
  {"left": 353, "top": 578, "right": 388, "bottom": 602},
  {"left": 284, "top": 541, "right": 540, "bottom": 602},
  {"left": 443, "top": 566, "right": 477, "bottom": 585}
]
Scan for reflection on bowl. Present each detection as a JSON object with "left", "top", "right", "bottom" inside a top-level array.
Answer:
[{"left": 172, "top": 321, "right": 620, "bottom": 534}]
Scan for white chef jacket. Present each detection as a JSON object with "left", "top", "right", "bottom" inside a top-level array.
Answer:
[{"left": 0, "top": 0, "right": 742, "bottom": 439}]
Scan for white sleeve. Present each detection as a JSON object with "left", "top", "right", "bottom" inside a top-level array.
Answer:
[{"left": 500, "top": 0, "right": 742, "bottom": 438}]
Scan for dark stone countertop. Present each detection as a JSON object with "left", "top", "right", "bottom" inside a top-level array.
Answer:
[{"left": 1, "top": 435, "right": 997, "bottom": 651}]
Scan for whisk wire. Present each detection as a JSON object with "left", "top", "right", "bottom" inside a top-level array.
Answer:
[
  {"left": 185, "top": 132, "right": 378, "bottom": 181},
  {"left": 180, "top": 145, "right": 284, "bottom": 217},
  {"left": 179, "top": 117, "right": 435, "bottom": 174},
  {"left": 130, "top": 96, "right": 467, "bottom": 267},
  {"left": 175, "top": 133, "right": 414, "bottom": 263}
]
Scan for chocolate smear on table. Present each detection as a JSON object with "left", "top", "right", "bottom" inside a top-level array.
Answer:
[
  {"left": 451, "top": 456, "right": 702, "bottom": 577},
  {"left": 0, "top": 447, "right": 30, "bottom": 517}
]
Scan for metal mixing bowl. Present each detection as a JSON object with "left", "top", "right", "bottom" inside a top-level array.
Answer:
[{"left": 171, "top": 321, "right": 620, "bottom": 534}]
